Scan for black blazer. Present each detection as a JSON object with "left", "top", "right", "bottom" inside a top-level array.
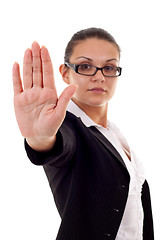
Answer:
[{"left": 25, "top": 111, "right": 154, "bottom": 240}]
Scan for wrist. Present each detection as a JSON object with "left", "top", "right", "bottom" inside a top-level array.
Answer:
[{"left": 26, "top": 135, "right": 56, "bottom": 152}]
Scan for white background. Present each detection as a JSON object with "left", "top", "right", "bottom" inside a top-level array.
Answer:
[{"left": 0, "top": 0, "right": 159, "bottom": 239}]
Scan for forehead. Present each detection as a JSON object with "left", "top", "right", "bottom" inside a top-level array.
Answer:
[{"left": 70, "top": 38, "right": 119, "bottom": 62}]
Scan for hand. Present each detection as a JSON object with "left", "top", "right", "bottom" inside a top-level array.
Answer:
[{"left": 12, "top": 42, "right": 77, "bottom": 151}]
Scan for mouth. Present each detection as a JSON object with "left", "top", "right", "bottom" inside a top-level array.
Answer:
[{"left": 88, "top": 87, "right": 107, "bottom": 93}]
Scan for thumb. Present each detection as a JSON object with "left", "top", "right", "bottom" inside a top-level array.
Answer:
[{"left": 57, "top": 84, "right": 78, "bottom": 115}]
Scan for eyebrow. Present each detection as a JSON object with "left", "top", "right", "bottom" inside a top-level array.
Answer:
[
  {"left": 75, "top": 56, "right": 92, "bottom": 61},
  {"left": 75, "top": 56, "right": 118, "bottom": 62}
]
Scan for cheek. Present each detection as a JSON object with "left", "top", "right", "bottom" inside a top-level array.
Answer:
[
  {"left": 69, "top": 73, "right": 88, "bottom": 89},
  {"left": 68, "top": 72, "right": 80, "bottom": 84},
  {"left": 74, "top": 85, "right": 86, "bottom": 98},
  {"left": 70, "top": 77, "right": 88, "bottom": 99}
]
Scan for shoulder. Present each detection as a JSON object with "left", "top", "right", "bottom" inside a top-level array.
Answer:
[{"left": 62, "top": 111, "right": 89, "bottom": 132}]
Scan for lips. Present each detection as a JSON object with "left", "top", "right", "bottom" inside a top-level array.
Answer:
[{"left": 88, "top": 87, "right": 106, "bottom": 92}]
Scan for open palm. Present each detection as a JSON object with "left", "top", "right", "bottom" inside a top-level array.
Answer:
[{"left": 13, "top": 42, "right": 76, "bottom": 150}]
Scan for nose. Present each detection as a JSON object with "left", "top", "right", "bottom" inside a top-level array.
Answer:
[{"left": 91, "top": 68, "right": 105, "bottom": 82}]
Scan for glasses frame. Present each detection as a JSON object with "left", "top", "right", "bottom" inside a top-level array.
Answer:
[{"left": 65, "top": 62, "right": 122, "bottom": 77}]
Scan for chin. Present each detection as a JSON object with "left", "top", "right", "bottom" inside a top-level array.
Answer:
[
  {"left": 73, "top": 97, "right": 109, "bottom": 108},
  {"left": 85, "top": 100, "right": 108, "bottom": 107}
]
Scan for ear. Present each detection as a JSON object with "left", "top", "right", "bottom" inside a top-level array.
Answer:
[{"left": 59, "top": 64, "right": 70, "bottom": 84}]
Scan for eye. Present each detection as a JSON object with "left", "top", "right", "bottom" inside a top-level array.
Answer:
[
  {"left": 104, "top": 66, "right": 114, "bottom": 71},
  {"left": 78, "top": 64, "right": 92, "bottom": 71},
  {"left": 103, "top": 66, "right": 117, "bottom": 74},
  {"left": 77, "top": 64, "right": 94, "bottom": 75}
]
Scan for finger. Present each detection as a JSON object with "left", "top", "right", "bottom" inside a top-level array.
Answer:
[
  {"left": 41, "top": 46, "right": 55, "bottom": 89},
  {"left": 12, "top": 62, "right": 23, "bottom": 95},
  {"left": 32, "top": 42, "right": 42, "bottom": 87},
  {"left": 23, "top": 48, "right": 33, "bottom": 89},
  {"left": 57, "top": 84, "right": 78, "bottom": 116}
]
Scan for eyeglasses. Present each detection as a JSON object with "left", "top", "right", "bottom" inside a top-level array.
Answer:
[{"left": 65, "top": 62, "right": 122, "bottom": 77}]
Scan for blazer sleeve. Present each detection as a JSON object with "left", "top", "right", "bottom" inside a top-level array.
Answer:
[
  {"left": 24, "top": 123, "right": 76, "bottom": 168},
  {"left": 141, "top": 180, "right": 154, "bottom": 240}
]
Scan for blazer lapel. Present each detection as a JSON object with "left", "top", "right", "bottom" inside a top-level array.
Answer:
[{"left": 89, "top": 126, "right": 127, "bottom": 169}]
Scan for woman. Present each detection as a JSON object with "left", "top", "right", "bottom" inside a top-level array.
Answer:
[{"left": 13, "top": 28, "right": 154, "bottom": 240}]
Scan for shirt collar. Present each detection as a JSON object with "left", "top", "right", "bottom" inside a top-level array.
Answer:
[{"left": 67, "top": 100, "right": 99, "bottom": 127}]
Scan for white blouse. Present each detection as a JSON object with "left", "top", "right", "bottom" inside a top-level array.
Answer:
[{"left": 67, "top": 100, "right": 145, "bottom": 240}]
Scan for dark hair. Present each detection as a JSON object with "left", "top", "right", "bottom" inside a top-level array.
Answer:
[{"left": 64, "top": 27, "right": 121, "bottom": 62}]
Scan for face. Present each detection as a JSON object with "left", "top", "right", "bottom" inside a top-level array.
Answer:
[{"left": 60, "top": 38, "right": 120, "bottom": 111}]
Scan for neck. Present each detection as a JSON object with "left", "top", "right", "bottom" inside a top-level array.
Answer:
[{"left": 72, "top": 98, "right": 108, "bottom": 128}]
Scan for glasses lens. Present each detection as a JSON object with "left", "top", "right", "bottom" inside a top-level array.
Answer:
[
  {"left": 78, "top": 64, "right": 96, "bottom": 75},
  {"left": 103, "top": 66, "right": 120, "bottom": 77}
]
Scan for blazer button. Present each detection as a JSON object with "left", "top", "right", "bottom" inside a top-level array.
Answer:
[
  {"left": 104, "top": 233, "right": 111, "bottom": 238},
  {"left": 113, "top": 208, "right": 120, "bottom": 213}
]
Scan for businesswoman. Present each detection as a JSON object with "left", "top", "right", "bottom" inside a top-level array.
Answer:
[{"left": 13, "top": 28, "right": 154, "bottom": 240}]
